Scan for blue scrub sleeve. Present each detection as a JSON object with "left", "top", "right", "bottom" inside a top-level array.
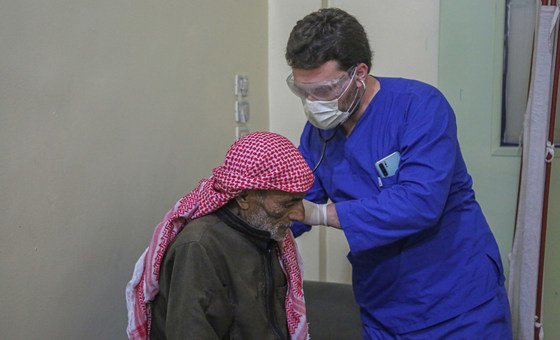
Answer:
[
  {"left": 338, "top": 93, "right": 458, "bottom": 254},
  {"left": 291, "top": 221, "right": 311, "bottom": 238}
]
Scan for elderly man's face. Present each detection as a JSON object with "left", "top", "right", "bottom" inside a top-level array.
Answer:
[{"left": 241, "top": 190, "right": 306, "bottom": 241}]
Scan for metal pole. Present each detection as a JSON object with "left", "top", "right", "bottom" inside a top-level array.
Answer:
[{"left": 535, "top": 1, "right": 557, "bottom": 338}]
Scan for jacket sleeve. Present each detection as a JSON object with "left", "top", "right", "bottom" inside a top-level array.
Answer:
[
  {"left": 163, "top": 242, "right": 233, "bottom": 339},
  {"left": 337, "top": 92, "right": 458, "bottom": 254}
]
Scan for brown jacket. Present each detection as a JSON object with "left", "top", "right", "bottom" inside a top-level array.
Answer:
[{"left": 149, "top": 207, "right": 288, "bottom": 339}]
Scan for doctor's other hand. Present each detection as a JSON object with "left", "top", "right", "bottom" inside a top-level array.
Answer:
[{"left": 302, "top": 200, "right": 341, "bottom": 229}]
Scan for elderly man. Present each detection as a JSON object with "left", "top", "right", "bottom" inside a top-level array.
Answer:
[{"left": 126, "top": 132, "right": 314, "bottom": 340}]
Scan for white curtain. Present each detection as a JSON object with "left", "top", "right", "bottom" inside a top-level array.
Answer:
[{"left": 508, "top": 4, "right": 558, "bottom": 340}]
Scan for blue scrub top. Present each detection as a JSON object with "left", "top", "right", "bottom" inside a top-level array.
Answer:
[{"left": 293, "top": 77, "right": 505, "bottom": 334}]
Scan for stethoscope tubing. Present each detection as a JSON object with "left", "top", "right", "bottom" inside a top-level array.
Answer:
[{"left": 312, "top": 128, "right": 337, "bottom": 173}]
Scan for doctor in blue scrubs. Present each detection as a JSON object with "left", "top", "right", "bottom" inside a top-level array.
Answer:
[{"left": 285, "top": 8, "right": 512, "bottom": 339}]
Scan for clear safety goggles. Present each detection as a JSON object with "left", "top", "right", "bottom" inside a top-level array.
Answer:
[{"left": 286, "top": 66, "right": 357, "bottom": 101}]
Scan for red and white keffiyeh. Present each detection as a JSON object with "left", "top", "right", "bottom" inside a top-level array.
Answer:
[{"left": 125, "top": 132, "right": 314, "bottom": 340}]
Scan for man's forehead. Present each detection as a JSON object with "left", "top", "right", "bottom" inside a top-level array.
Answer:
[
  {"left": 263, "top": 190, "right": 306, "bottom": 201},
  {"left": 292, "top": 60, "right": 344, "bottom": 83}
]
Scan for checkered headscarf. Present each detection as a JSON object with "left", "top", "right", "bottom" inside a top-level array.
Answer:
[{"left": 125, "top": 132, "right": 314, "bottom": 339}]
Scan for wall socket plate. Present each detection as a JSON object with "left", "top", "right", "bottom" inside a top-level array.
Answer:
[
  {"left": 235, "top": 100, "right": 250, "bottom": 123},
  {"left": 235, "top": 74, "right": 249, "bottom": 97}
]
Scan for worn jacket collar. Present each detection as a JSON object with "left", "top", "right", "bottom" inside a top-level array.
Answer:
[{"left": 215, "top": 207, "right": 276, "bottom": 252}]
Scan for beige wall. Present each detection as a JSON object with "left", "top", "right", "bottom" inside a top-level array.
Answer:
[{"left": 0, "top": 1, "right": 268, "bottom": 338}]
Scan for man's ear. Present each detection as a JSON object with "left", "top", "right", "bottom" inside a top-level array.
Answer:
[
  {"left": 235, "top": 190, "right": 251, "bottom": 210},
  {"left": 356, "top": 63, "right": 369, "bottom": 82}
]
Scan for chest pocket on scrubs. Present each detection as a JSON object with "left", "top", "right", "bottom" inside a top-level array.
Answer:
[{"left": 377, "top": 174, "right": 398, "bottom": 190}]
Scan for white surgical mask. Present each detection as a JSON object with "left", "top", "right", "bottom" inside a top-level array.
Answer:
[{"left": 303, "top": 79, "right": 365, "bottom": 130}]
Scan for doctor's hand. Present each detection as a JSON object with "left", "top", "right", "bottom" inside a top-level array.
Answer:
[{"left": 302, "top": 200, "right": 341, "bottom": 229}]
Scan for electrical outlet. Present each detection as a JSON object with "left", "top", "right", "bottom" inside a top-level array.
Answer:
[
  {"left": 235, "top": 74, "right": 249, "bottom": 97},
  {"left": 235, "top": 100, "right": 250, "bottom": 123}
]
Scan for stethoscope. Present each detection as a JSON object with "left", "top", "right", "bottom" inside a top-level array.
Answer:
[{"left": 312, "top": 128, "right": 337, "bottom": 172}]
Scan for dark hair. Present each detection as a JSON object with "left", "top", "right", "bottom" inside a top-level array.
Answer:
[{"left": 285, "top": 8, "right": 372, "bottom": 71}]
